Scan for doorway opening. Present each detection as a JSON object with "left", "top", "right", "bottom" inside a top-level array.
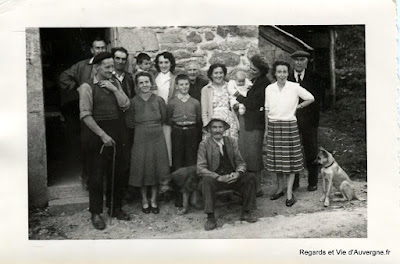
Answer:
[{"left": 40, "top": 28, "right": 108, "bottom": 188}]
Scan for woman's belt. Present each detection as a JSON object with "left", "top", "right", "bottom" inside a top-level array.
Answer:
[{"left": 173, "top": 122, "right": 197, "bottom": 130}]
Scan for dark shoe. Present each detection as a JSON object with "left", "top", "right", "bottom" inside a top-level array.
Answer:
[
  {"left": 150, "top": 205, "right": 160, "bottom": 214},
  {"left": 256, "top": 190, "right": 264, "bottom": 197},
  {"left": 204, "top": 217, "right": 217, "bottom": 231},
  {"left": 108, "top": 208, "right": 131, "bottom": 221},
  {"left": 286, "top": 195, "right": 296, "bottom": 207},
  {"left": 142, "top": 204, "right": 151, "bottom": 214},
  {"left": 270, "top": 191, "right": 285, "bottom": 200},
  {"left": 91, "top": 214, "right": 106, "bottom": 230},
  {"left": 241, "top": 211, "right": 258, "bottom": 223},
  {"left": 307, "top": 185, "right": 318, "bottom": 192}
]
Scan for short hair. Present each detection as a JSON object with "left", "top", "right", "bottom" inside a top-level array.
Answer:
[
  {"left": 185, "top": 61, "right": 200, "bottom": 69},
  {"left": 154, "top": 51, "right": 176, "bottom": 73},
  {"left": 207, "top": 63, "right": 228, "bottom": 81},
  {"left": 175, "top": 74, "right": 190, "bottom": 84},
  {"left": 136, "top": 53, "right": 151, "bottom": 64},
  {"left": 272, "top": 60, "right": 291, "bottom": 77},
  {"left": 135, "top": 71, "right": 154, "bottom": 86},
  {"left": 92, "top": 52, "right": 113, "bottom": 65},
  {"left": 250, "top": 54, "right": 270, "bottom": 75},
  {"left": 111, "top": 47, "right": 128, "bottom": 58},
  {"left": 91, "top": 36, "right": 106, "bottom": 47}
]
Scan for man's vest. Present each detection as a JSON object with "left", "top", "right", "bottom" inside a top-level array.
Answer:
[{"left": 88, "top": 79, "right": 120, "bottom": 121}]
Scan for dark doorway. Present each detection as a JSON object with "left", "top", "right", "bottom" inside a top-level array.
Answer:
[
  {"left": 277, "top": 26, "right": 331, "bottom": 109},
  {"left": 40, "top": 28, "right": 108, "bottom": 187}
]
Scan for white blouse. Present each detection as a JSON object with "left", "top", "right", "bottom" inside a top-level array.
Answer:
[
  {"left": 155, "top": 72, "right": 171, "bottom": 104},
  {"left": 264, "top": 81, "right": 314, "bottom": 121}
]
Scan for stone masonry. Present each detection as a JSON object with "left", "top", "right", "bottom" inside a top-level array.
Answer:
[
  {"left": 111, "top": 26, "right": 260, "bottom": 79},
  {"left": 27, "top": 28, "right": 48, "bottom": 208}
]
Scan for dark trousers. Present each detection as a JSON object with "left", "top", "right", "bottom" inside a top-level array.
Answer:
[
  {"left": 171, "top": 126, "right": 198, "bottom": 172},
  {"left": 120, "top": 125, "right": 134, "bottom": 189},
  {"left": 199, "top": 173, "right": 257, "bottom": 214},
  {"left": 83, "top": 119, "right": 124, "bottom": 214},
  {"left": 294, "top": 124, "right": 318, "bottom": 187}
]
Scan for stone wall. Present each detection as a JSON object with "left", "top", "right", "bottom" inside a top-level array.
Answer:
[
  {"left": 27, "top": 28, "right": 48, "bottom": 208},
  {"left": 111, "top": 26, "right": 259, "bottom": 78}
]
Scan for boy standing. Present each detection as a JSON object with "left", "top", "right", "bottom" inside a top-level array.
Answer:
[{"left": 167, "top": 74, "right": 201, "bottom": 172}]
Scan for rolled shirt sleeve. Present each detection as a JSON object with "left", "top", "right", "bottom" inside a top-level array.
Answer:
[
  {"left": 77, "top": 83, "right": 93, "bottom": 120},
  {"left": 113, "top": 80, "right": 131, "bottom": 111}
]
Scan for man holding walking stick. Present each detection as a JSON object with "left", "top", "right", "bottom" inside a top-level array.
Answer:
[{"left": 78, "top": 52, "right": 131, "bottom": 230}]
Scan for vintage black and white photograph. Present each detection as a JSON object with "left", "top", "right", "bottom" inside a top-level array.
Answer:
[
  {"left": 1, "top": 0, "right": 398, "bottom": 263},
  {"left": 27, "top": 25, "right": 367, "bottom": 239}
]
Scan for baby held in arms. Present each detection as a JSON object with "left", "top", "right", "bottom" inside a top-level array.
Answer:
[{"left": 227, "top": 70, "right": 252, "bottom": 115}]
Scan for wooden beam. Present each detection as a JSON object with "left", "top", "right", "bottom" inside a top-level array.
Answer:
[{"left": 259, "top": 27, "right": 297, "bottom": 54}]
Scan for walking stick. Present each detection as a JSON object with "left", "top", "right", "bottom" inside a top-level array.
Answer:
[{"left": 100, "top": 144, "right": 117, "bottom": 225}]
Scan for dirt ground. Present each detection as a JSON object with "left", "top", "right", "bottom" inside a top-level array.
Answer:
[
  {"left": 29, "top": 85, "right": 367, "bottom": 239},
  {"left": 29, "top": 178, "right": 367, "bottom": 239}
]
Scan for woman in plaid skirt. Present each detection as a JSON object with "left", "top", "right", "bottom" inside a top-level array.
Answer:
[{"left": 264, "top": 61, "right": 315, "bottom": 207}]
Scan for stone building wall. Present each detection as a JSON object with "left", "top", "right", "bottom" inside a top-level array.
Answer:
[
  {"left": 27, "top": 28, "right": 48, "bottom": 208},
  {"left": 111, "top": 26, "right": 259, "bottom": 78}
]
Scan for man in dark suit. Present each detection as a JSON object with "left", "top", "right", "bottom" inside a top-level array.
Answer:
[
  {"left": 111, "top": 47, "right": 136, "bottom": 196},
  {"left": 288, "top": 50, "right": 323, "bottom": 192},
  {"left": 197, "top": 117, "right": 257, "bottom": 231}
]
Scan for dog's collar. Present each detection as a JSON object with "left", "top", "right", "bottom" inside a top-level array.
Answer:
[{"left": 324, "top": 161, "right": 335, "bottom": 168}]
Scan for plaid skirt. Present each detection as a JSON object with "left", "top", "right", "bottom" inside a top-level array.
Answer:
[{"left": 265, "top": 120, "right": 304, "bottom": 173}]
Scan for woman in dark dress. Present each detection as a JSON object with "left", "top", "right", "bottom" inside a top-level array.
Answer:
[
  {"left": 125, "top": 72, "right": 169, "bottom": 214},
  {"left": 235, "top": 55, "right": 271, "bottom": 197}
]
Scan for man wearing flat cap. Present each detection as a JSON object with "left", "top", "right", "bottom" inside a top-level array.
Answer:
[
  {"left": 78, "top": 52, "right": 131, "bottom": 230},
  {"left": 288, "top": 50, "right": 324, "bottom": 192},
  {"left": 197, "top": 115, "right": 258, "bottom": 231}
]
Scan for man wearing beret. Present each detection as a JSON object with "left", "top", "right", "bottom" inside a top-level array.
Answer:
[
  {"left": 288, "top": 50, "right": 324, "bottom": 192},
  {"left": 78, "top": 52, "right": 131, "bottom": 230},
  {"left": 197, "top": 116, "right": 258, "bottom": 231}
]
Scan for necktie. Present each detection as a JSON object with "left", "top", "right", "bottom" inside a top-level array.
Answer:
[
  {"left": 297, "top": 73, "right": 301, "bottom": 83},
  {"left": 217, "top": 141, "right": 224, "bottom": 156}
]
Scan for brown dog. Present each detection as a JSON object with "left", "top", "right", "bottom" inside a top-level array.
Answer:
[
  {"left": 316, "top": 147, "right": 365, "bottom": 207},
  {"left": 159, "top": 166, "right": 201, "bottom": 214}
]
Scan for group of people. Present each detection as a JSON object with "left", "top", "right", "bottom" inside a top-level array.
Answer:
[{"left": 59, "top": 37, "right": 323, "bottom": 231}]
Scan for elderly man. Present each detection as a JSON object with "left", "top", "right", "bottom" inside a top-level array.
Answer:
[
  {"left": 186, "top": 61, "right": 208, "bottom": 103},
  {"left": 78, "top": 52, "right": 131, "bottom": 230},
  {"left": 111, "top": 47, "right": 135, "bottom": 196},
  {"left": 186, "top": 61, "right": 208, "bottom": 145},
  {"left": 197, "top": 116, "right": 257, "bottom": 231},
  {"left": 59, "top": 37, "right": 107, "bottom": 189},
  {"left": 288, "top": 50, "right": 323, "bottom": 192}
]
